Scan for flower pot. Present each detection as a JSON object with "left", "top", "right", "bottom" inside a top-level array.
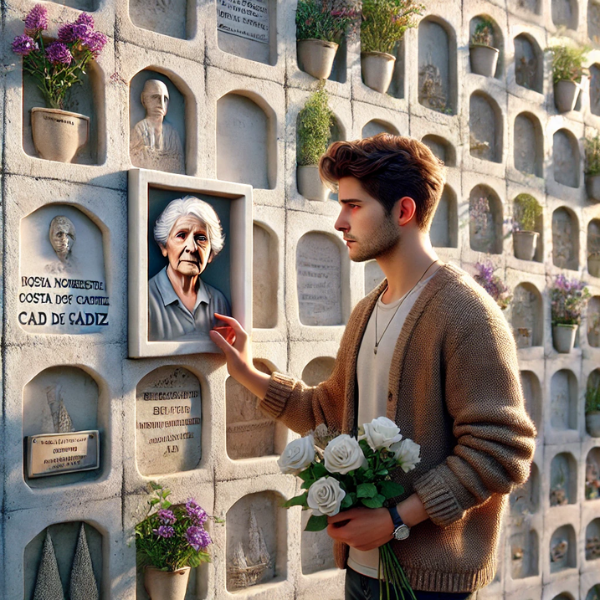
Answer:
[
  {"left": 554, "top": 80, "right": 580, "bottom": 113},
  {"left": 514, "top": 327, "right": 533, "bottom": 349},
  {"left": 587, "top": 412, "right": 600, "bottom": 437},
  {"left": 588, "top": 255, "right": 600, "bottom": 276},
  {"left": 361, "top": 51, "right": 396, "bottom": 94},
  {"left": 31, "top": 107, "right": 89, "bottom": 163},
  {"left": 512, "top": 231, "right": 539, "bottom": 261},
  {"left": 552, "top": 323, "right": 578, "bottom": 353},
  {"left": 297, "top": 39, "right": 338, "bottom": 80},
  {"left": 297, "top": 165, "right": 329, "bottom": 201},
  {"left": 586, "top": 174, "right": 600, "bottom": 203},
  {"left": 144, "top": 566, "right": 191, "bottom": 600},
  {"left": 469, "top": 45, "right": 499, "bottom": 77}
]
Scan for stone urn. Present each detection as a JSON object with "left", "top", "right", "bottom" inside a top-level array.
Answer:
[
  {"left": 469, "top": 45, "right": 499, "bottom": 77},
  {"left": 586, "top": 412, "right": 600, "bottom": 437},
  {"left": 554, "top": 80, "right": 580, "bottom": 113},
  {"left": 31, "top": 107, "right": 89, "bottom": 163},
  {"left": 586, "top": 174, "right": 600, "bottom": 203},
  {"left": 297, "top": 39, "right": 338, "bottom": 80},
  {"left": 512, "top": 231, "right": 539, "bottom": 261},
  {"left": 361, "top": 52, "right": 396, "bottom": 94},
  {"left": 297, "top": 165, "right": 329, "bottom": 201},
  {"left": 552, "top": 323, "right": 578, "bottom": 353},
  {"left": 144, "top": 566, "right": 191, "bottom": 600}
]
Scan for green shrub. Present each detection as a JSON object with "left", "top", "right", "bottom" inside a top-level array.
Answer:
[
  {"left": 586, "top": 372, "right": 600, "bottom": 414},
  {"left": 471, "top": 18, "right": 495, "bottom": 47},
  {"left": 361, "top": 0, "right": 423, "bottom": 55},
  {"left": 513, "top": 194, "right": 543, "bottom": 232},
  {"left": 296, "top": 0, "right": 358, "bottom": 43},
  {"left": 297, "top": 87, "right": 334, "bottom": 166},
  {"left": 585, "top": 133, "right": 600, "bottom": 177},
  {"left": 547, "top": 45, "right": 589, "bottom": 84}
]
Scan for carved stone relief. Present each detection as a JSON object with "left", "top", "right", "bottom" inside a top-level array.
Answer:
[
  {"left": 552, "top": 0, "right": 577, "bottom": 29},
  {"left": 550, "top": 453, "right": 576, "bottom": 505},
  {"left": 552, "top": 208, "right": 578, "bottom": 270},
  {"left": 550, "top": 525, "right": 576, "bottom": 572},
  {"left": 470, "top": 93, "right": 500, "bottom": 163},
  {"left": 520, "top": 371, "right": 542, "bottom": 431},
  {"left": 361, "top": 120, "right": 398, "bottom": 138},
  {"left": 510, "top": 530, "right": 539, "bottom": 578},
  {"left": 365, "top": 260, "right": 385, "bottom": 295},
  {"left": 553, "top": 130, "right": 580, "bottom": 188},
  {"left": 130, "top": 0, "right": 188, "bottom": 40},
  {"left": 514, "top": 35, "right": 541, "bottom": 92},
  {"left": 136, "top": 367, "right": 202, "bottom": 475},
  {"left": 514, "top": 113, "right": 542, "bottom": 177},
  {"left": 253, "top": 224, "right": 278, "bottom": 328},
  {"left": 297, "top": 233, "right": 343, "bottom": 326},
  {"left": 550, "top": 370, "right": 577, "bottom": 431},
  {"left": 418, "top": 20, "right": 452, "bottom": 114}
]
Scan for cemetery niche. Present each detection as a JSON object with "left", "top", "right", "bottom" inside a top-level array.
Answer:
[
  {"left": 550, "top": 370, "right": 578, "bottom": 432},
  {"left": 514, "top": 34, "right": 543, "bottom": 93},
  {"left": 520, "top": 370, "right": 542, "bottom": 431},
  {"left": 589, "top": 296, "right": 600, "bottom": 348},
  {"left": 253, "top": 222, "right": 278, "bottom": 329},
  {"left": 469, "top": 185, "right": 504, "bottom": 254},
  {"left": 510, "top": 529, "right": 539, "bottom": 579},
  {"left": 514, "top": 113, "right": 543, "bottom": 177},
  {"left": 549, "top": 525, "right": 577, "bottom": 572},
  {"left": 552, "top": 207, "right": 580, "bottom": 270},
  {"left": 549, "top": 452, "right": 577, "bottom": 506},
  {"left": 553, "top": 129, "right": 581, "bottom": 189},
  {"left": 511, "top": 284, "right": 543, "bottom": 349},
  {"left": 129, "top": 0, "right": 193, "bottom": 40},
  {"left": 469, "top": 92, "right": 502, "bottom": 163},
  {"left": 421, "top": 134, "right": 456, "bottom": 166},
  {"left": 430, "top": 185, "right": 458, "bottom": 248}
]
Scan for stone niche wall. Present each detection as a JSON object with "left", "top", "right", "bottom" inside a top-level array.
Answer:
[
  {"left": 589, "top": 219, "right": 600, "bottom": 278},
  {"left": 553, "top": 129, "right": 580, "bottom": 189},
  {"left": 552, "top": 0, "right": 578, "bottom": 30},
  {"left": 50, "top": 0, "right": 98, "bottom": 9},
  {"left": 510, "top": 461, "right": 540, "bottom": 517},
  {"left": 589, "top": 296, "right": 600, "bottom": 348},
  {"left": 550, "top": 370, "right": 578, "bottom": 433},
  {"left": 550, "top": 524, "right": 577, "bottom": 572},
  {"left": 470, "top": 92, "right": 502, "bottom": 163},
  {"left": 469, "top": 16, "right": 504, "bottom": 79},
  {"left": 514, "top": 113, "right": 543, "bottom": 177},
  {"left": 590, "top": 65, "right": 600, "bottom": 116},
  {"left": 521, "top": 371, "right": 542, "bottom": 431},
  {"left": 253, "top": 222, "right": 278, "bottom": 329},
  {"left": 130, "top": 0, "right": 194, "bottom": 39},
  {"left": 510, "top": 529, "right": 539, "bottom": 579},
  {"left": 552, "top": 207, "right": 580, "bottom": 270},
  {"left": 469, "top": 185, "right": 504, "bottom": 254},
  {"left": 511, "top": 284, "right": 543, "bottom": 348},
  {"left": 422, "top": 135, "right": 456, "bottom": 166},
  {"left": 361, "top": 119, "right": 399, "bottom": 138},
  {"left": 514, "top": 34, "right": 543, "bottom": 93},
  {"left": 430, "top": 185, "right": 458, "bottom": 248}
]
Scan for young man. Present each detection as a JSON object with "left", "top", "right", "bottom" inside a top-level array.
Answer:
[{"left": 210, "top": 135, "right": 536, "bottom": 600}]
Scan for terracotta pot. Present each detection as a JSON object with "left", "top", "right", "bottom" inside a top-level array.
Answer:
[
  {"left": 552, "top": 323, "right": 578, "bottom": 353},
  {"left": 31, "top": 107, "right": 89, "bottom": 163},
  {"left": 512, "top": 231, "right": 539, "bottom": 261},
  {"left": 554, "top": 80, "right": 580, "bottom": 113},
  {"left": 469, "top": 45, "right": 499, "bottom": 77},
  {"left": 586, "top": 174, "right": 600, "bottom": 203},
  {"left": 144, "top": 566, "right": 191, "bottom": 600},
  {"left": 588, "top": 255, "right": 600, "bottom": 276},
  {"left": 586, "top": 412, "right": 600, "bottom": 437},
  {"left": 361, "top": 51, "right": 396, "bottom": 94},
  {"left": 297, "top": 39, "right": 338, "bottom": 80},
  {"left": 297, "top": 165, "right": 329, "bottom": 201}
]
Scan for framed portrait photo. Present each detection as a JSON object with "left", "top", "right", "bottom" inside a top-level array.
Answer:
[{"left": 128, "top": 169, "right": 252, "bottom": 358}]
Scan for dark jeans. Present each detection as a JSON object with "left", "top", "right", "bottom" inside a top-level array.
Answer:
[{"left": 345, "top": 567, "right": 477, "bottom": 600}]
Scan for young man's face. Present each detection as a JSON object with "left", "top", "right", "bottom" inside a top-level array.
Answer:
[{"left": 334, "top": 176, "right": 401, "bottom": 262}]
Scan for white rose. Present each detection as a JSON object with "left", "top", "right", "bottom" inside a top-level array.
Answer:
[
  {"left": 307, "top": 476, "right": 346, "bottom": 516},
  {"left": 389, "top": 438, "right": 421, "bottom": 473},
  {"left": 323, "top": 434, "right": 367, "bottom": 474},
  {"left": 277, "top": 435, "right": 315, "bottom": 474},
  {"left": 359, "top": 416, "right": 403, "bottom": 451}
]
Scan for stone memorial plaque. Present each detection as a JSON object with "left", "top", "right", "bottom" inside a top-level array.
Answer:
[
  {"left": 27, "top": 431, "right": 99, "bottom": 478},
  {"left": 136, "top": 367, "right": 202, "bottom": 475},
  {"left": 217, "top": 0, "right": 269, "bottom": 44}
]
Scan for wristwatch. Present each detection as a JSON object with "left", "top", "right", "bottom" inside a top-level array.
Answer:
[{"left": 388, "top": 505, "right": 410, "bottom": 541}]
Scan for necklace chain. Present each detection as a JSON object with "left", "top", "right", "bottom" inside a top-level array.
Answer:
[{"left": 374, "top": 259, "right": 439, "bottom": 355}]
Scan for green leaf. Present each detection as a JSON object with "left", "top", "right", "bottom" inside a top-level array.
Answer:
[
  {"left": 301, "top": 480, "right": 313, "bottom": 490},
  {"left": 313, "top": 463, "right": 327, "bottom": 478},
  {"left": 282, "top": 493, "right": 308, "bottom": 508},
  {"left": 357, "top": 483, "right": 378, "bottom": 499},
  {"left": 375, "top": 469, "right": 389, "bottom": 476},
  {"left": 379, "top": 481, "right": 405, "bottom": 499},
  {"left": 305, "top": 515, "right": 328, "bottom": 532},
  {"left": 361, "top": 494, "right": 385, "bottom": 509},
  {"left": 298, "top": 470, "right": 313, "bottom": 482},
  {"left": 340, "top": 494, "right": 354, "bottom": 509}
]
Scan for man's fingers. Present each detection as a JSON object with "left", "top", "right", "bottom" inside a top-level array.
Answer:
[
  {"left": 209, "top": 329, "right": 232, "bottom": 353},
  {"left": 214, "top": 313, "right": 245, "bottom": 336},
  {"left": 328, "top": 508, "right": 360, "bottom": 523}
]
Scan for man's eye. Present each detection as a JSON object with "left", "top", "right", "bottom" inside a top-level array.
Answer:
[
  {"left": 195, "top": 235, "right": 207, "bottom": 243},
  {"left": 176, "top": 232, "right": 186, "bottom": 239}
]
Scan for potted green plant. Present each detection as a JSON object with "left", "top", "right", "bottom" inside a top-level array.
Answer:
[
  {"left": 296, "top": 0, "right": 358, "bottom": 80},
  {"left": 512, "top": 194, "right": 543, "bottom": 261},
  {"left": 136, "top": 483, "right": 213, "bottom": 600},
  {"left": 469, "top": 18, "right": 499, "bottom": 78},
  {"left": 550, "top": 274, "right": 591, "bottom": 353},
  {"left": 547, "top": 45, "right": 589, "bottom": 113},
  {"left": 585, "top": 133, "right": 600, "bottom": 203},
  {"left": 12, "top": 5, "right": 107, "bottom": 163},
  {"left": 473, "top": 261, "right": 512, "bottom": 311},
  {"left": 586, "top": 372, "right": 600, "bottom": 437},
  {"left": 360, "top": 0, "right": 423, "bottom": 94},
  {"left": 297, "top": 86, "right": 334, "bottom": 201}
]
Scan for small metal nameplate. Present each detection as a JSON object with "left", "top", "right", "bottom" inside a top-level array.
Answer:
[{"left": 27, "top": 430, "right": 100, "bottom": 478}]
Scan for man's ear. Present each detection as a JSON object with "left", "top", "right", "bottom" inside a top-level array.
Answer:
[
  {"left": 208, "top": 253, "right": 214, "bottom": 264},
  {"left": 396, "top": 197, "right": 417, "bottom": 227},
  {"left": 159, "top": 243, "right": 168, "bottom": 258}
]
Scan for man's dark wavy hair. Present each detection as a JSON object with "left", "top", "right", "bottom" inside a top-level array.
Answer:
[{"left": 318, "top": 133, "right": 445, "bottom": 231}]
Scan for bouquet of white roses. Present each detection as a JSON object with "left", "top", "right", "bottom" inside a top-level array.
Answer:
[{"left": 279, "top": 417, "right": 421, "bottom": 600}]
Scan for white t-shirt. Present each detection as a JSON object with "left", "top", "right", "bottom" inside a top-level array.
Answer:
[{"left": 347, "top": 271, "right": 437, "bottom": 579}]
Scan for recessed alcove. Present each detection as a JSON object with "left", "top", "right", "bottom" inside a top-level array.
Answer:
[
  {"left": 510, "top": 461, "right": 540, "bottom": 517},
  {"left": 520, "top": 371, "right": 542, "bottom": 431},
  {"left": 421, "top": 135, "right": 456, "bottom": 166},
  {"left": 129, "top": 69, "right": 188, "bottom": 174},
  {"left": 361, "top": 120, "right": 399, "bottom": 138},
  {"left": 550, "top": 524, "right": 577, "bottom": 572},
  {"left": 418, "top": 17, "right": 456, "bottom": 115},
  {"left": 217, "top": 92, "right": 276, "bottom": 189},
  {"left": 365, "top": 260, "right": 385, "bottom": 295},
  {"left": 387, "top": 39, "right": 406, "bottom": 99},
  {"left": 253, "top": 223, "right": 278, "bottom": 329},
  {"left": 554, "top": 594, "right": 576, "bottom": 600},
  {"left": 590, "top": 4, "right": 600, "bottom": 46},
  {"left": 586, "top": 585, "right": 600, "bottom": 600},
  {"left": 552, "top": 207, "right": 580, "bottom": 270},
  {"left": 589, "top": 296, "right": 600, "bottom": 347},
  {"left": 301, "top": 510, "right": 336, "bottom": 575},
  {"left": 226, "top": 361, "right": 285, "bottom": 460},
  {"left": 296, "top": 232, "right": 346, "bottom": 326},
  {"left": 550, "top": 452, "right": 578, "bottom": 506},
  {"left": 226, "top": 491, "right": 286, "bottom": 591},
  {"left": 514, "top": 113, "right": 543, "bottom": 177},
  {"left": 588, "top": 219, "right": 600, "bottom": 277},
  {"left": 25, "top": 522, "right": 102, "bottom": 599},
  {"left": 328, "top": 36, "right": 348, "bottom": 84},
  {"left": 130, "top": 0, "right": 193, "bottom": 39},
  {"left": 586, "top": 448, "right": 600, "bottom": 500},
  {"left": 50, "top": 0, "right": 98, "bottom": 12},
  {"left": 469, "top": 92, "right": 502, "bottom": 163},
  {"left": 301, "top": 357, "right": 335, "bottom": 386},
  {"left": 513, "top": 194, "right": 544, "bottom": 262},
  {"left": 469, "top": 185, "right": 503, "bottom": 254},
  {"left": 552, "top": 0, "right": 578, "bottom": 30},
  {"left": 586, "top": 519, "right": 600, "bottom": 560},
  {"left": 218, "top": 0, "right": 277, "bottom": 66},
  {"left": 514, "top": 34, "right": 543, "bottom": 93},
  {"left": 550, "top": 370, "right": 578, "bottom": 432},
  {"left": 509, "top": 282, "right": 543, "bottom": 348},
  {"left": 469, "top": 15, "right": 504, "bottom": 79},
  {"left": 553, "top": 129, "right": 580, "bottom": 188},
  {"left": 510, "top": 529, "right": 539, "bottom": 578},
  {"left": 590, "top": 66, "right": 600, "bottom": 115},
  {"left": 430, "top": 185, "right": 458, "bottom": 248},
  {"left": 510, "top": 0, "right": 541, "bottom": 14}
]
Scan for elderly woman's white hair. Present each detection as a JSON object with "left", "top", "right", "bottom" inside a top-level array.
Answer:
[{"left": 154, "top": 196, "right": 225, "bottom": 258}]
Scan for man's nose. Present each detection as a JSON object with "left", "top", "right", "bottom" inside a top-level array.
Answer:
[
  {"left": 183, "top": 236, "right": 197, "bottom": 252},
  {"left": 334, "top": 210, "right": 348, "bottom": 232},
  {"left": 160, "top": 96, "right": 167, "bottom": 111}
]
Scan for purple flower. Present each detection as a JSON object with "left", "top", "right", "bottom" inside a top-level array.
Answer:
[
  {"left": 157, "top": 509, "right": 176, "bottom": 525},
  {"left": 76, "top": 13, "right": 95, "bottom": 28},
  {"left": 186, "top": 499, "right": 208, "bottom": 525},
  {"left": 185, "top": 525, "right": 212, "bottom": 551},
  {"left": 46, "top": 42, "right": 73, "bottom": 65},
  {"left": 153, "top": 525, "right": 175, "bottom": 538},
  {"left": 24, "top": 5, "right": 48, "bottom": 33},
  {"left": 12, "top": 35, "right": 38, "bottom": 56},
  {"left": 84, "top": 31, "right": 107, "bottom": 57},
  {"left": 58, "top": 22, "right": 92, "bottom": 44}
]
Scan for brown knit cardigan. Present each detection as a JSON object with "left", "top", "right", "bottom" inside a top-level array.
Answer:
[{"left": 259, "top": 263, "right": 537, "bottom": 593}]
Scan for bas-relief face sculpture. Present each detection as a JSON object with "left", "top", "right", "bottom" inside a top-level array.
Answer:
[{"left": 49, "top": 216, "right": 76, "bottom": 263}]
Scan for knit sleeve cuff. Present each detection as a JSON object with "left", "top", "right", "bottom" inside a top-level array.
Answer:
[
  {"left": 259, "top": 372, "right": 296, "bottom": 419},
  {"left": 413, "top": 469, "right": 465, "bottom": 527}
]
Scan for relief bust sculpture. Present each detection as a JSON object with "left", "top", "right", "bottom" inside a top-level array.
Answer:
[
  {"left": 130, "top": 79, "right": 184, "bottom": 174},
  {"left": 149, "top": 196, "right": 231, "bottom": 341},
  {"left": 46, "top": 215, "right": 77, "bottom": 273}
]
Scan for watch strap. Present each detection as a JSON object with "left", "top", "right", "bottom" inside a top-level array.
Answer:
[{"left": 388, "top": 504, "right": 404, "bottom": 530}]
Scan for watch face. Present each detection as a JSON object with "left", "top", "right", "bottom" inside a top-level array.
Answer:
[{"left": 394, "top": 525, "right": 410, "bottom": 541}]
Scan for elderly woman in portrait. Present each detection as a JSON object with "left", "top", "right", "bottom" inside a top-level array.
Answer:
[{"left": 149, "top": 196, "right": 230, "bottom": 341}]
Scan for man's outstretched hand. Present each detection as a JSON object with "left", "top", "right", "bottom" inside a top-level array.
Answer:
[{"left": 327, "top": 507, "right": 394, "bottom": 552}]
